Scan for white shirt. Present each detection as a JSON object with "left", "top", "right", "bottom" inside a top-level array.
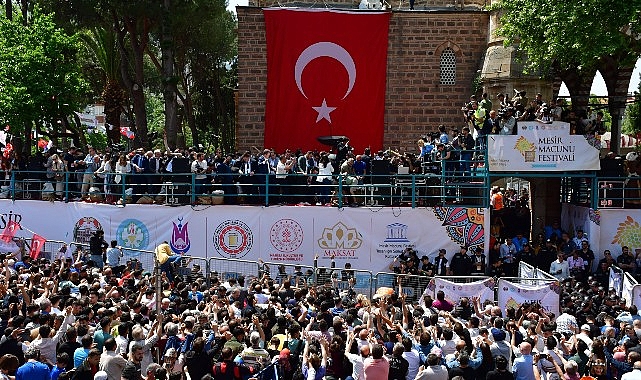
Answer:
[
  {"left": 549, "top": 260, "right": 569, "bottom": 280},
  {"left": 191, "top": 159, "right": 208, "bottom": 180},
  {"left": 316, "top": 163, "right": 334, "bottom": 182},
  {"left": 402, "top": 350, "right": 420, "bottom": 380},
  {"left": 346, "top": 352, "right": 366, "bottom": 380},
  {"left": 622, "top": 369, "right": 641, "bottom": 380}
]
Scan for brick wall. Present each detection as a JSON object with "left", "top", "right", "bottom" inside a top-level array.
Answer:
[{"left": 236, "top": 7, "right": 489, "bottom": 153}]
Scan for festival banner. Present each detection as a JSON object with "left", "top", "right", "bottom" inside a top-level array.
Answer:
[
  {"left": 488, "top": 121, "right": 601, "bottom": 172},
  {"left": 0, "top": 200, "right": 490, "bottom": 276},
  {"left": 419, "top": 277, "right": 495, "bottom": 307},
  {"left": 599, "top": 209, "right": 641, "bottom": 259},
  {"left": 518, "top": 261, "right": 535, "bottom": 279},
  {"left": 263, "top": 9, "right": 390, "bottom": 153},
  {"left": 497, "top": 279, "right": 560, "bottom": 317}
]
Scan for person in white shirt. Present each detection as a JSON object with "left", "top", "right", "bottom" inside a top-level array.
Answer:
[
  {"left": 550, "top": 253, "right": 569, "bottom": 281},
  {"left": 30, "top": 306, "right": 74, "bottom": 366},
  {"left": 99, "top": 337, "right": 127, "bottom": 380},
  {"left": 415, "top": 353, "right": 448, "bottom": 380},
  {"left": 401, "top": 339, "right": 420, "bottom": 380},
  {"left": 345, "top": 332, "right": 369, "bottom": 380},
  {"left": 191, "top": 152, "right": 209, "bottom": 195}
]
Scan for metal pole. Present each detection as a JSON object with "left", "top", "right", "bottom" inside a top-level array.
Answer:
[{"left": 154, "top": 248, "right": 162, "bottom": 316}]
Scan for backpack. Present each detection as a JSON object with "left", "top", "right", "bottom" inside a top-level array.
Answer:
[{"left": 212, "top": 361, "right": 242, "bottom": 380}]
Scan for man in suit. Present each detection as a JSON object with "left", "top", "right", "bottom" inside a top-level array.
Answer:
[
  {"left": 235, "top": 151, "right": 257, "bottom": 204},
  {"left": 216, "top": 155, "right": 236, "bottom": 204},
  {"left": 130, "top": 148, "right": 149, "bottom": 197},
  {"left": 148, "top": 150, "right": 165, "bottom": 195}
]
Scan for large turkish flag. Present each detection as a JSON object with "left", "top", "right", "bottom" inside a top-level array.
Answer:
[{"left": 263, "top": 9, "right": 390, "bottom": 153}]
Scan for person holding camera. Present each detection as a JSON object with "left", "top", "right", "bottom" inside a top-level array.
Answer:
[
  {"left": 89, "top": 230, "right": 108, "bottom": 269},
  {"left": 191, "top": 152, "right": 209, "bottom": 196}
]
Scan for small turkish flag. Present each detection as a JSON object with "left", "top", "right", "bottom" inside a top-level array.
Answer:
[
  {"left": 29, "top": 234, "right": 46, "bottom": 259},
  {"left": 264, "top": 9, "right": 390, "bottom": 153},
  {"left": 0, "top": 221, "right": 20, "bottom": 243}
]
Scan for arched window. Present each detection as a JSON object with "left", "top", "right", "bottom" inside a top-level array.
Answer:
[{"left": 440, "top": 47, "right": 457, "bottom": 85}]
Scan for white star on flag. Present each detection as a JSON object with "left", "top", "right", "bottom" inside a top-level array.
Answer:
[{"left": 312, "top": 99, "right": 336, "bottom": 123}]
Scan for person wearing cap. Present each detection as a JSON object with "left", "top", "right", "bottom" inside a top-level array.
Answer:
[
  {"left": 470, "top": 247, "right": 486, "bottom": 275},
  {"left": 449, "top": 246, "right": 472, "bottom": 276},
  {"left": 433, "top": 249, "right": 448, "bottom": 276},
  {"left": 16, "top": 347, "right": 49, "bottom": 380},
  {"left": 489, "top": 328, "right": 512, "bottom": 368}
]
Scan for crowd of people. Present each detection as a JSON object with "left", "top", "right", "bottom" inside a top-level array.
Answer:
[
  {"left": 0, "top": 90, "right": 607, "bottom": 207},
  {"left": 1, "top": 213, "right": 640, "bottom": 380}
]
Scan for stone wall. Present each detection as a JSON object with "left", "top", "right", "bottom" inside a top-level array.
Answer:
[{"left": 236, "top": 7, "right": 489, "bottom": 153}]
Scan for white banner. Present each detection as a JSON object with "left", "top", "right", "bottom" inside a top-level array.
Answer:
[
  {"left": 632, "top": 285, "right": 641, "bottom": 310},
  {"left": 497, "top": 279, "right": 560, "bottom": 317},
  {"left": 560, "top": 203, "right": 601, "bottom": 269},
  {"left": 609, "top": 267, "right": 623, "bottom": 295},
  {"left": 518, "top": 261, "right": 535, "bottom": 279},
  {"left": 420, "top": 277, "right": 495, "bottom": 306},
  {"left": 622, "top": 273, "right": 636, "bottom": 307},
  {"left": 488, "top": 121, "right": 601, "bottom": 172},
  {"left": 0, "top": 201, "right": 490, "bottom": 275}
]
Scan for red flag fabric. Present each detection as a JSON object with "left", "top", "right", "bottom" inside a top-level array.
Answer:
[
  {"left": 0, "top": 220, "right": 20, "bottom": 243},
  {"left": 29, "top": 234, "right": 46, "bottom": 259},
  {"left": 263, "top": 9, "right": 390, "bottom": 153}
]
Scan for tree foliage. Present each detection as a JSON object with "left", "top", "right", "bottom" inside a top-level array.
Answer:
[
  {"left": 0, "top": 10, "right": 87, "bottom": 143},
  {"left": 492, "top": 0, "right": 641, "bottom": 73},
  {"left": 622, "top": 75, "right": 641, "bottom": 136}
]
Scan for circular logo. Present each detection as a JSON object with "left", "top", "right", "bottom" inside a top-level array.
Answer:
[
  {"left": 270, "top": 219, "right": 304, "bottom": 253},
  {"left": 117, "top": 219, "right": 149, "bottom": 254},
  {"left": 73, "top": 217, "right": 103, "bottom": 244},
  {"left": 213, "top": 220, "right": 253, "bottom": 258}
]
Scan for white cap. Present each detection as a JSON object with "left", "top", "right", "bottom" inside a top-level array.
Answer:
[{"left": 95, "top": 371, "right": 108, "bottom": 380}]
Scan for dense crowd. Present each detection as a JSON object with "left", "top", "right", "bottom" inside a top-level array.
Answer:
[{"left": 0, "top": 218, "right": 640, "bottom": 380}]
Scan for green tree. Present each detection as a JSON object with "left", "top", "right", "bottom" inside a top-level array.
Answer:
[
  {"left": 0, "top": 10, "right": 87, "bottom": 153},
  {"left": 622, "top": 75, "right": 641, "bottom": 138},
  {"left": 491, "top": 0, "right": 641, "bottom": 152}
]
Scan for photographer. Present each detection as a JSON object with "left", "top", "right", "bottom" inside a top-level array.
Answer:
[
  {"left": 498, "top": 108, "right": 517, "bottom": 135},
  {"left": 191, "top": 152, "right": 209, "bottom": 196},
  {"left": 89, "top": 230, "right": 108, "bottom": 269}
]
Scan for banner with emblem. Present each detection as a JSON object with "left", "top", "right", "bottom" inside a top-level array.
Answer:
[
  {"left": 488, "top": 121, "right": 601, "bottom": 172},
  {"left": 0, "top": 201, "right": 490, "bottom": 277},
  {"left": 497, "top": 279, "right": 560, "bottom": 317},
  {"left": 419, "top": 277, "right": 495, "bottom": 307}
]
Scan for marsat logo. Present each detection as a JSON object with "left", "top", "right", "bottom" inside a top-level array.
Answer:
[
  {"left": 213, "top": 220, "right": 253, "bottom": 259},
  {"left": 117, "top": 219, "right": 149, "bottom": 254},
  {"left": 317, "top": 222, "right": 362, "bottom": 258},
  {"left": 170, "top": 217, "right": 190, "bottom": 254}
]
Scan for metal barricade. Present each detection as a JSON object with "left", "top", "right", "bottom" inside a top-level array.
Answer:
[
  {"left": 208, "top": 257, "right": 261, "bottom": 284},
  {"left": 19, "top": 238, "right": 67, "bottom": 262},
  {"left": 262, "top": 261, "right": 315, "bottom": 288},
  {"left": 374, "top": 272, "right": 431, "bottom": 302},
  {"left": 175, "top": 255, "right": 210, "bottom": 285}
]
